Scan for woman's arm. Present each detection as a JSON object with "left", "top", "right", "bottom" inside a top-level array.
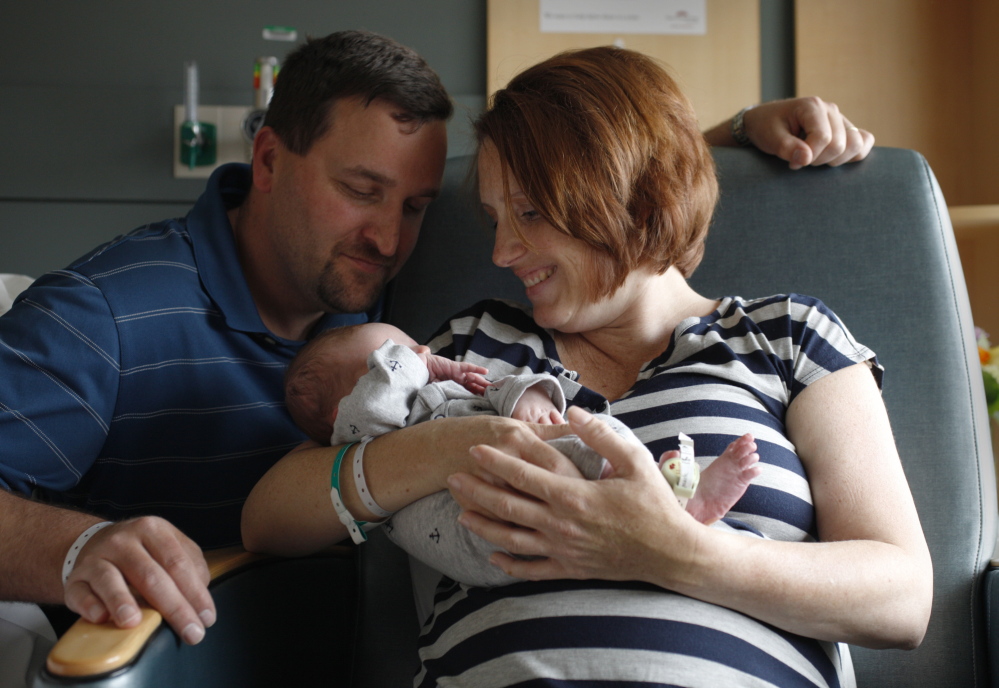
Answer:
[
  {"left": 703, "top": 97, "right": 875, "bottom": 169},
  {"left": 241, "top": 415, "right": 573, "bottom": 556},
  {"left": 448, "top": 363, "right": 932, "bottom": 649}
]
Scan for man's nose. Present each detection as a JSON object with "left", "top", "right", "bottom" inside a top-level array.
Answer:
[{"left": 365, "top": 207, "right": 403, "bottom": 257}]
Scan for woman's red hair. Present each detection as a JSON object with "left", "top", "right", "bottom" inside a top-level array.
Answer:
[{"left": 475, "top": 46, "right": 718, "bottom": 297}]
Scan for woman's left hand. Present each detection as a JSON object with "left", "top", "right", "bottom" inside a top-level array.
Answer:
[{"left": 446, "top": 406, "right": 700, "bottom": 583}]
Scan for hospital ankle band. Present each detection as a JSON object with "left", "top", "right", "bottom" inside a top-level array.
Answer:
[
  {"left": 353, "top": 436, "right": 392, "bottom": 519},
  {"left": 661, "top": 433, "right": 700, "bottom": 509}
]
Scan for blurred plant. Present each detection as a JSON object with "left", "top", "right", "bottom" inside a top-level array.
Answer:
[{"left": 976, "top": 327, "right": 999, "bottom": 418}]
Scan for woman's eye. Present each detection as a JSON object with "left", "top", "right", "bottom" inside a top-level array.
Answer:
[{"left": 520, "top": 210, "right": 540, "bottom": 222}]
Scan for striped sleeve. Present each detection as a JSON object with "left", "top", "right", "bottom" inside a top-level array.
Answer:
[{"left": 0, "top": 270, "right": 120, "bottom": 493}]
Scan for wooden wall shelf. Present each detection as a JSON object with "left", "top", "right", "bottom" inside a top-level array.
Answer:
[{"left": 950, "top": 205, "right": 999, "bottom": 240}]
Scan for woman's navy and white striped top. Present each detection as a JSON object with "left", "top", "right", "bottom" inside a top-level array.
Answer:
[{"left": 417, "top": 294, "right": 880, "bottom": 688}]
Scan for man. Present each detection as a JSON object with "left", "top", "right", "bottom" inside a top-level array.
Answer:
[
  {"left": 0, "top": 28, "right": 872, "bottom": 655},
  {"left": 0, "top": 30, "right": 450, "bottom": 651}
]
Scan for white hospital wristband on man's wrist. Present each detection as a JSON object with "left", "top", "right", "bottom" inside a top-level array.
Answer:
[{"left": 62, "top": 521, "right": 113, "bottom": 586}]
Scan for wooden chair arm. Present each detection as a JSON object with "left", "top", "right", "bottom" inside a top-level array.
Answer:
[{"left": 45, "top": 546, "right": 350, "bottom": 678}]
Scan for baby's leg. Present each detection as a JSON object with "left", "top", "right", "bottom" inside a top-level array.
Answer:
[{"left": 681, "top": 434, "right": 761, "bottom": 525}]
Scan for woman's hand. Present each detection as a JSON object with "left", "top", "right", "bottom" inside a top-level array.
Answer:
[{"left": 447, "top": 407, "right": 700, "bottom": 583}]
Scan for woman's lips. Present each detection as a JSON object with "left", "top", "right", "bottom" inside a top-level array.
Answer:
[{"left": 521, "top": 266, "right": 556, "bottom": 288}]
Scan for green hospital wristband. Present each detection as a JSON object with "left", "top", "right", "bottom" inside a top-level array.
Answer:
[{"left": 330, "top": 442, "right": 369, "bottom": 544}]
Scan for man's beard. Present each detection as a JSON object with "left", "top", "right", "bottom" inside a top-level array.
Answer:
[{"left": 315, "top": 256, "right": 390, "bottom": 315}]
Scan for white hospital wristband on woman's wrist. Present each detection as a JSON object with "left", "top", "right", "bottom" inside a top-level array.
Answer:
[
  {"left": 62, "top": 521, "right": 113, "bottom": 586},
  {"left": 352, "top": 436, "right": 392, "bottom": 520}
]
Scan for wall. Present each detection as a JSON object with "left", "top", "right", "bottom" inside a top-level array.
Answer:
[
  {"left": 3, "top": 2, "right": 793, "bottom": 279},
  {"left": 487, "top": 0, "right": 761, "bottom": 133},
  {"left": 795, "top": 0, "right": 999, "bottom": 339},
  {"left": 0, "top": 1, "right": 487, "bottom": 277}
]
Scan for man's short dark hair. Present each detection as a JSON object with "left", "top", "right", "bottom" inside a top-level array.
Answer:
[{"left": 265, "top": 30, "right": 453, "bottom": 155}]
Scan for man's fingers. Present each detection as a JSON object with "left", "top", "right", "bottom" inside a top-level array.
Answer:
[
  {"left": 128, "top": 527, "right": 212, "bottom": 643},
  {"left": 142, "top": 528, "right": 216, "bottom": 629},
  {"left": 64, "top": 579, "right": 112, "bottom": 625},
  {"left": 808, "top": 101, "right": 847, "bottom": 167},
  {"left": 64, "top": 517, "right": 214, "bottom": 645},
  {"left": 827, "top": 122, "right": 874, "bottom": 166},
  {"left": 65, "top": 557, "right": 140, "bottom": 627}
]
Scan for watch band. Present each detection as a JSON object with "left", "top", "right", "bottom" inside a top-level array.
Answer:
[{"left": 731, "top": 105, "right": 754, "bottom": 147}]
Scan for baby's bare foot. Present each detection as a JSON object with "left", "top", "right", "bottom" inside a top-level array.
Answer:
[{"left": 684, "top": 434, "right": 761, "bottom": 525}]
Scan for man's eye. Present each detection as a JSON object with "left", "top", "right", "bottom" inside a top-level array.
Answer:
[
  {"left": 405, "top": 201, "right": 431, "bottom": 214},
  {"left": 343, "top": 183, "right": 375, "bottom": 199}
]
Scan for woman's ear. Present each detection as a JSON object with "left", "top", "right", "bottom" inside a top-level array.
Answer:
[{"left": 251, "top": 126, "right": 280, "bottom": 193}]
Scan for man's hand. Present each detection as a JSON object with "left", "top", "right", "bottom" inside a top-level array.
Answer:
[
  {"left": 741, "top": 97, "right": 875, "bottom": 169},
  {"left": 64, "top": 516, "right": 215, "bottom": 645}
]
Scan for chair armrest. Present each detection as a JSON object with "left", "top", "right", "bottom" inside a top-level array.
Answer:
[
  {"left": 44, "top": 546, "right": 347, "bottom": 678},
  {"left": 986, "top": 537, "right": 999, "bottom": 687}
]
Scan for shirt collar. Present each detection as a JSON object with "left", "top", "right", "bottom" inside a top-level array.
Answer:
[{"left": 186, "top": 163, "right": 266, "bottom": 336}]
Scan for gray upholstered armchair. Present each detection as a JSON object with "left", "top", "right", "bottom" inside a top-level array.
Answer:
[{"left": 31, "top": 147, "right": 998, "bottom": 687}]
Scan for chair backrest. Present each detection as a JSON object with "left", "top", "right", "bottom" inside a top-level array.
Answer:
[{"left": 380, "top": 147, "right": 998, "bottom": 687}]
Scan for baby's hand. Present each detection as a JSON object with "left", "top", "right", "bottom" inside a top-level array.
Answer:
[
  {"left": 511, "top": 384, "right": 565, "bottom": 424},
  {"left": 420, "top": 350, "right": 490, "bottom": 395}
]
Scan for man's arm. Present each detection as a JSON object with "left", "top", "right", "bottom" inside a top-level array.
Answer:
[
  {"left": 0, "top": 490, "right": 215, "bottom": 644},
  {"left": 704, "top": 96, "right": 875, "bottom": 169},
  {"left": 0, "top": 273, "right": 214, "bottom": 643}
]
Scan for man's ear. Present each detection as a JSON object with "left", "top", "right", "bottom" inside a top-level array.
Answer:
[{"left": 251, "top": 126, "right": 280, "bottom": 193}]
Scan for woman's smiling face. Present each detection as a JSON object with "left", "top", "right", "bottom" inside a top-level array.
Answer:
[{"left": 478, "top": 140, "right": 640, "bottom": 334}]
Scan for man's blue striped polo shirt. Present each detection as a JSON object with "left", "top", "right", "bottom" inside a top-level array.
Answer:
[{"left": 0, "top": 164, "right": 367, "bottom": 548}]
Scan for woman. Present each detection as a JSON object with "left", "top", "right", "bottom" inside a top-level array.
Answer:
[{"left": 244, "top": 47, "right": 930, "bottom": 686}]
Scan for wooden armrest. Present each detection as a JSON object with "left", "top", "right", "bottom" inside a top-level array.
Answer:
[
  {"left": 45, "top": 545, "right": 351, "bottom": 678},
  {"left": 45, "top": 607, "right": 164, "bottom": 677}
]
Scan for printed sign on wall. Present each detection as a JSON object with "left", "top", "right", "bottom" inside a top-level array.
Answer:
[{"left": 540, "top": 0, "right": 707, "bottom": 35}]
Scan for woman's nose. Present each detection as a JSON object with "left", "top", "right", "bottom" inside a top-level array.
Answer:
[{"left": 491, "top": 220, "right": 527, "bottom": 268}]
